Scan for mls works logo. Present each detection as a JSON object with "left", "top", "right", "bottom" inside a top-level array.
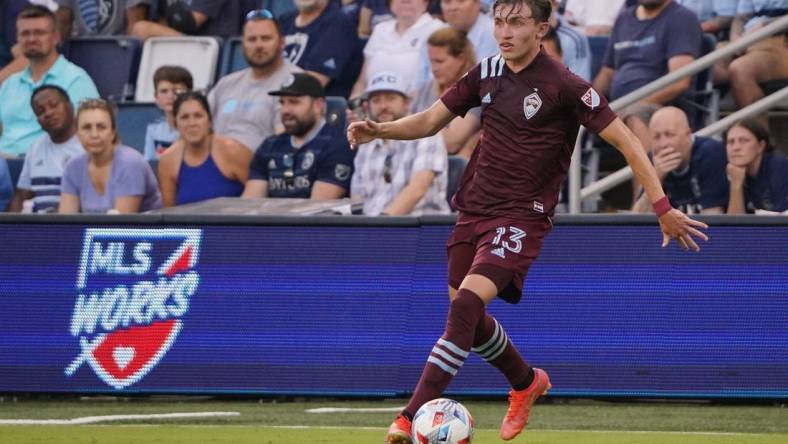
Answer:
[{"left": 65, "top": 229, "right": 202, "bottom": 389}]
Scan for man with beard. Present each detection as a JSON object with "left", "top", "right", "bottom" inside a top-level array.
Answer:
[
  {"left": 7, "top": 85, "right": 84, "bottom": 213},
  {"left": 352, "top": 71, "right": 450, "bottom": 216},
  {"left": 0, "top": 5, "right": 98, "bottom": 157},
  {"left": 592, "top": 0, "right": 702, "bottom": 105},
  {"left": 242, "top": 73, "right": 354, "bottom": 199},
  {"left": 209, "top": 10, "right": 302, "bottom": 152}
]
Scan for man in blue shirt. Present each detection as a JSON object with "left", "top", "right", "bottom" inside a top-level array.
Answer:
[
  {"left": 632, "top": 106, "right": 728, "bottom": 214},
  {"left": 279, "top": 0, "right": 362, "bottom": 98},
  {"left": 0, "top": 5, "right": 99, "bottom": 157},
  {"left": 242, "top": 73, "right": 354, "bottom": 199},
  {"left": 592, "top": 0, "right": 702, "bottom": 104}
]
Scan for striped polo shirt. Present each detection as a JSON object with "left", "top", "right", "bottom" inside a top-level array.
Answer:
[{"left": 16, "top": 134, "right": 84, "bottom": 213}]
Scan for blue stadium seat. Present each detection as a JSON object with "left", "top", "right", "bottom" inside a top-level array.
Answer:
[
  {"left": 447, "top": 156, "right": 467, "bottom": 210},
  {"left": 116, "top": 102, "right": 161, "bottom": 153},
  {"left": 63, "top": 37, "right": 142, "bottom": 101},
  {"left": 587, "top": 35, "right": 609, "bottom": 81},
  {"left": 325, "top": 96, "right": 348, "bottom": 130},
  {"left": 148, "top": 159, "right": 160, "bottom": 182},
  {"left": 6, "top": 157, "right": 24, "bottom": 191},
  {"left": 219, "top": 37, "right": 247, "bottom": 76}
]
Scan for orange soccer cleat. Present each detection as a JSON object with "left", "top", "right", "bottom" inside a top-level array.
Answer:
[
  {"left": 500, "top": 367, "right": 552, "bottom": 440},
  {"left": 385, "top": 414, "right": 413, "bottom": 444}
]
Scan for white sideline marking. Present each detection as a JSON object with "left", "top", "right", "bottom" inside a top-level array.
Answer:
[
  {"left": 305, "top": 407, "right": 405, "bottom": 413},
  {"left": 0, "top": 411, "right": 240, "bottom": 425}
]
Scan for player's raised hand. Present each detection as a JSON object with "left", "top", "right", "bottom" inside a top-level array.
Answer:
[
  {"left": 347, "top": 119, "right": 382, "bottom": 149},
  {"left": 658, "top": 208, "right": 709, "bottom": 251}
]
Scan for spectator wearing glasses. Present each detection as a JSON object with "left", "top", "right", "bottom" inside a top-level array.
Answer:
[
  {"left": 352, "top": 71, "right": 449, "bottom": 215},
  {"left": 279, "top": 0, "right": 363, "bottom": 97},
  {"left": 8, "top": 85, "right": 84, "bottom": 213},
  {"left": 131, "top": 0, "right": 240, "bottom": 39},
  {"left": 59, "top": 99, "right": 161, "bottom": 213},
  {"left": 242, "top": 73, "right": 354, "bottom": 199},
  {"left": 0, "top": 5, "right": 99, "bottom": 157},
  {"left": 157, "top": 91, "right": 251, "bottom": 207},
  {"left": 208, "top": 9, "right": 302, "bottom": 152}
]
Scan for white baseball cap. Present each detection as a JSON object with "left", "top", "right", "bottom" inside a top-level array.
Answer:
[{"left": 365, "top": 71, "right": 408, "bottom": 98}]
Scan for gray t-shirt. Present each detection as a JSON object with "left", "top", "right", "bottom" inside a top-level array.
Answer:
[
  {"left": 208, "top": 62, "right": 302, "bottom": 151},
  {"left": 56, "top": 0, "right": 150, "bottom": 36},
  {"left": 61, "top": 144, "right": 162, "bottom": 213},
  {"left": 17, "top": 133, "right": 85, "bottom": 213}
]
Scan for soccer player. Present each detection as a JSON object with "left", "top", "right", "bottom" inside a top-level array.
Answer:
[{"left": 346, "top": 1, "right": 710, "bottom": 443}]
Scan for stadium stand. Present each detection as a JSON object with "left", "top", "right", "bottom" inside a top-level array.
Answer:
[
  {"left": 325, "top": 96, "right": 348, "bottom": 130},
  {"left": 135, "top": 37, "right": 221, "bottom": 102},
  {"left": 6, "top": 157, "right": 23, "bottom": 192},
  {"left": 116, "top": 102, "right": 161, "bottom": 153},
  {"left": 62, "top": 37, "right": 143, "bottom": 101},
  {"left": 446, "top": 155, "right": 467, "bottom": 208},
  {"left": 219, "top": 37, "right": 246, "bottom": 77}
]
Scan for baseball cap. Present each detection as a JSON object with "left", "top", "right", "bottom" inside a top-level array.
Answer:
[
  {"left": 269, "top": 73, "right": 325, "bottom": 98},
  {"left": 364, "top": 71, "right": 408, "bottom": 98}
]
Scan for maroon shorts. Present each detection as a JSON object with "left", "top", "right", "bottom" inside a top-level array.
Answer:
[{"left": 446, "top": 212, "right": 552, "bottom": 304}]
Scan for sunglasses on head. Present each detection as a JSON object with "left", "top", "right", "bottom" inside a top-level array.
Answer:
[{"left": 245, "top": 9, "right": 274, "bottom": 22}]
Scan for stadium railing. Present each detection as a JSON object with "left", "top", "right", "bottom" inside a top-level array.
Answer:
[{"left": 567, "top": 13, "right": 788, "bottom": 213}]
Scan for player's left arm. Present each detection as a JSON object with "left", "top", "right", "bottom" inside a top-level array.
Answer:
[{"left": 599, "top": 118, "right": 709, "bottom": 251}]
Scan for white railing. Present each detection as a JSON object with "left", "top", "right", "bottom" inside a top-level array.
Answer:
[{"left": 568, "top": 14, "right": 788, "bottom": 213}]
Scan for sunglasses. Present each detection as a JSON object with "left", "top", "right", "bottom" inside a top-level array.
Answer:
[{"left": 245, "top": 9, "right": 274, "bottom": 22}]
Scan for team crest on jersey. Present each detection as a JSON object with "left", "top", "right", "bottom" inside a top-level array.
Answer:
[
  {"left": 523, "top": 92, "right": 542, "bottom": 120},
  {"left": 582, "top": 87, "right": 601, "bottom": 109},
  {"left": 64, "top": 229, "right": 202, "bottom": 389}
]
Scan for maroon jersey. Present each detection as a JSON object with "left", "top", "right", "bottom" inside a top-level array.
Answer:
[{"left": 441, "top": 48, "right": 617, "bottom": 218}]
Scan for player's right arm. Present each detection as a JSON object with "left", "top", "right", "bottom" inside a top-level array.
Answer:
[{"left": 347, "top": 100, "right": 456, "bottom": 147}]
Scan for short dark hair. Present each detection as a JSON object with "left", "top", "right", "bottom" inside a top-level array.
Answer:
[
  {"left": 30, "top": 84, "right": 70, "bottom": 109},
  {"left": 153, "top": 65, "right": 194, "bottom": 90},
  {"left": 173, "top": 90, "right": 212, "bottom": 122},
  {"left": 17, "top": 5, "right": 56, "bottom": 25},
  {"left": 728, "top": 118, "right": 774, "bottom": 153},
  {"left": 493, "top": 0, "right": 552, "bottom": 23}
]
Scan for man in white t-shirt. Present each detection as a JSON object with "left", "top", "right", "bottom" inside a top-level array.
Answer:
[
  {"left": 350, "top": 0, "right": 444, "bottom": 99},
  {"left": 563, "top": 0, "right": 627, "bottom": 35},
  {"left": 208, "top": 11, "right": 301, "bottom": 152},
  {"left": 7, "top": 84, "right": 83, "bottom": 213},
  {"left": 352, "top": 71, "right": 450, "bottom": 216},
  {"left": 414, "top": 0, "right": 498, "bottom": 89}
]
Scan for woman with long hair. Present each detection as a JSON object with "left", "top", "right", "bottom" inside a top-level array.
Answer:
[
  {"left": 411, "top": 27, "right": 479, "bottom": 158},
  {"left": 726, "top": 118, "right": 788, "bottom": 214},
  {"left": 158, "top": 91, "right": 252, "bottom": 207},
  {"left": 59, "top": 99, "right": 161, "bottom": 213}
]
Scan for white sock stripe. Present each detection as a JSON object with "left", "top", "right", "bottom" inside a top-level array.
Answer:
[
  {"left": 427, "top": 356, "right": 458, "bottom": 376},
  {"left": 471, "top": 320, "right": 501, "bottom": 354},
  {"left": 431, "top": 346, "right": 465, "bottom": 368},
  {"left": 478, "top": 330, "right": 508, "bottom": 360},
  {"left": 484, "top": 332, "right": 509, "bottom": 361},
  {"left": 437, "top": 338, "right": 469, "bottom": 358}
]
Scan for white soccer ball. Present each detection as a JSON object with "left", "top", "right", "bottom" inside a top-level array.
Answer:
[{"left": 412, "top": 398, "right": 474, "bottom": 444}]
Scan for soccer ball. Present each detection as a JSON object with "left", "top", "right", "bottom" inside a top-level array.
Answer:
[{"left": 412, "top": 398, "right": 474, "bottom": 444}]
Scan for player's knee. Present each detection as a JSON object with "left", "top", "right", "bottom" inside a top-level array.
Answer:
[{"left": 447, "top": 289, "right": 486, "bottom": 330}]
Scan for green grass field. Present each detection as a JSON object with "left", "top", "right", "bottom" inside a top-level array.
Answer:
[{"left": 1, "top": 397, "right": 787, "bottom": 443}]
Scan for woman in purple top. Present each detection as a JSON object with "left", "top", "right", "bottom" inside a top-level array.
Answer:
[
  {"left": 59, "top": 99, "right": 161, "bottom": 214},
  {"left": 157, "top": 91, "right": 251, "bottom": 207}
]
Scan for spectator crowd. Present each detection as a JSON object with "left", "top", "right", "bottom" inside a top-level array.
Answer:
[{"left": 0, "top": 0, "right": 786, "bottom": 215}]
